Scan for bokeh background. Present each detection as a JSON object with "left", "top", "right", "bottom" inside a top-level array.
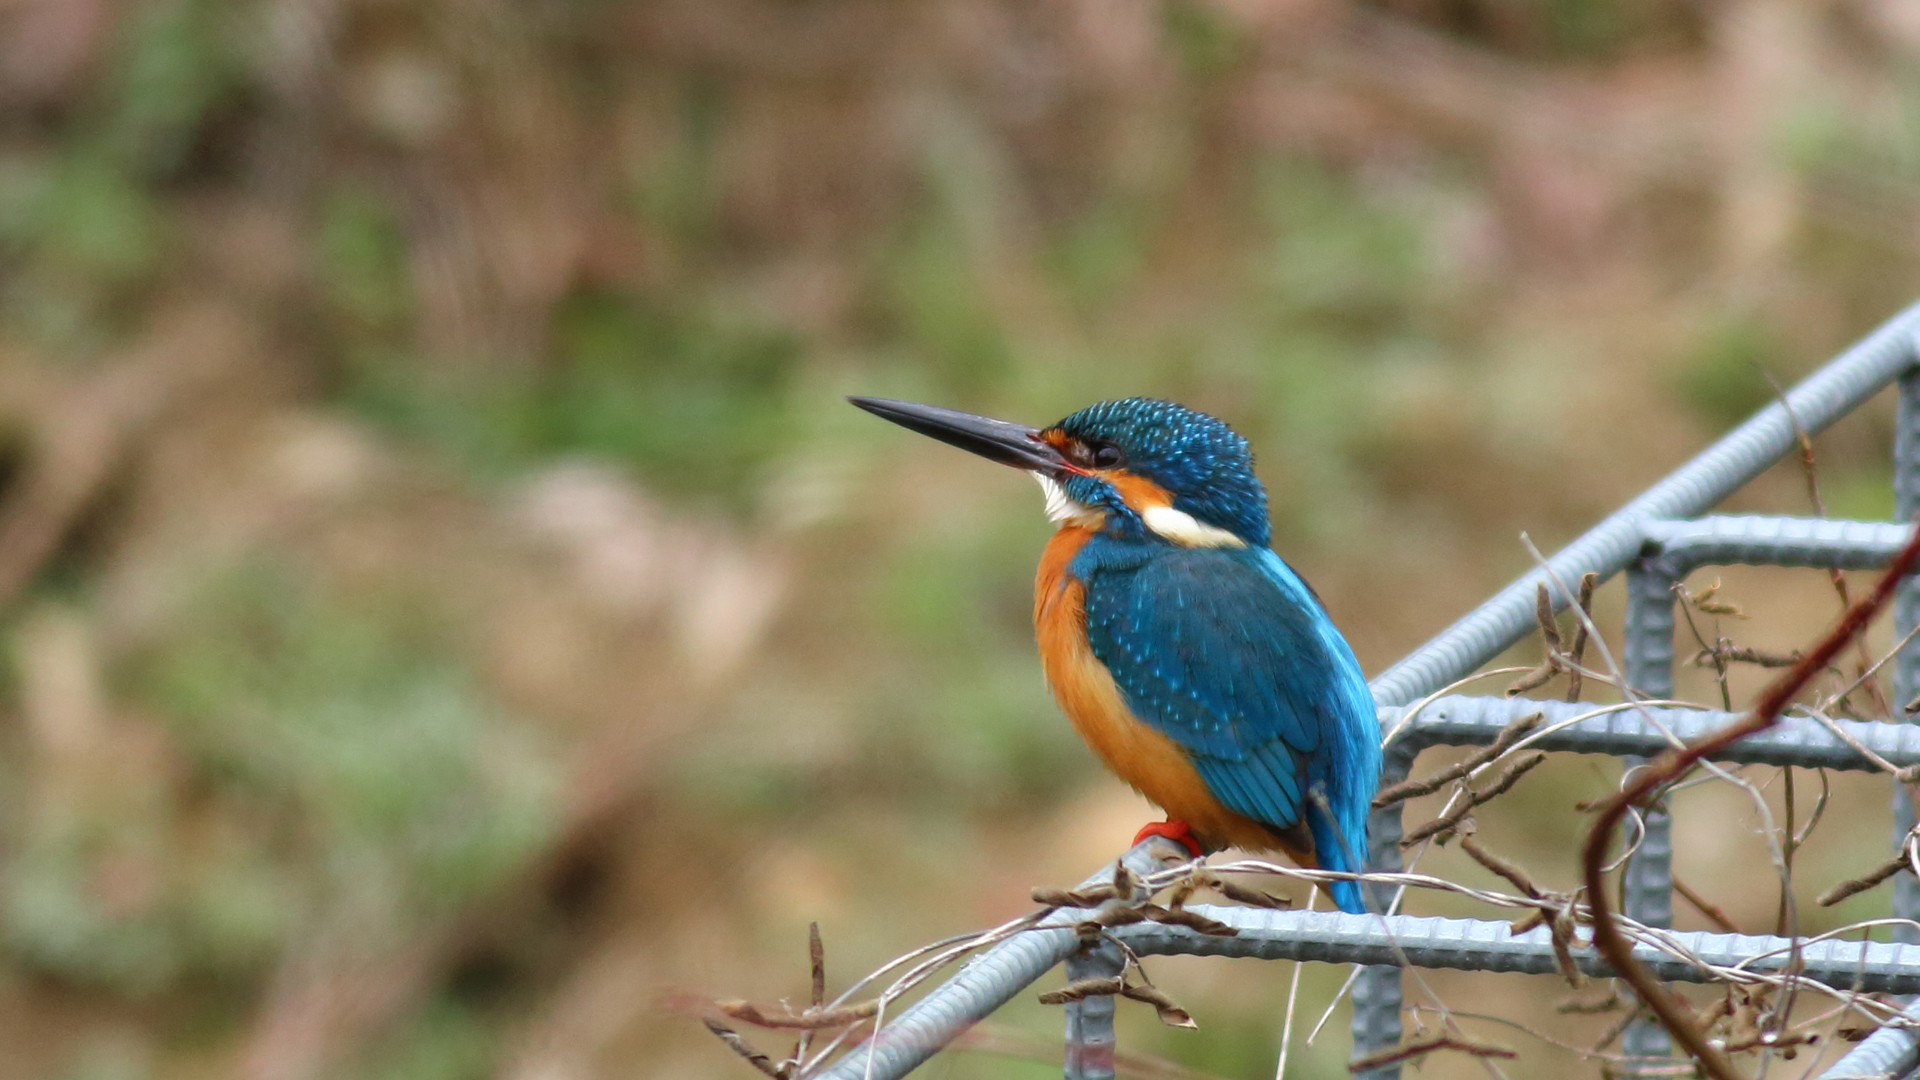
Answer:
[{"left": 3, "top": 0, "right": 1920, "bottom": 1077}]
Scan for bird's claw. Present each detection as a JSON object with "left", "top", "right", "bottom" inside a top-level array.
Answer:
[{"left": 1133, "top": 819, "right": 1205, "bottom": 859}]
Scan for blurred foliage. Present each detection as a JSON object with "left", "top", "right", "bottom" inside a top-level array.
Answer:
[
  {"left": 344, "top": 294, "right": 800, "bottom": 502},
  {"left": 1675, "top": 314, "right": 1789, "bottom": 431},
  {"left": 2, "top": 565, "right": 558, "bottom": 1005},
  {"left": 0, "top": 0, "right": 1912, "bottom": 1077}
]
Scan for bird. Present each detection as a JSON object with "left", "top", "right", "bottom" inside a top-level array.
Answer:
[{"left": 849, "top": 395, "right": 1382, "bottom": 914}]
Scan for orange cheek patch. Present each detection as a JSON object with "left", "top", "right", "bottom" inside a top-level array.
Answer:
[{"left": 1100, "top": 471, "right": 1173, "bottom": 515}]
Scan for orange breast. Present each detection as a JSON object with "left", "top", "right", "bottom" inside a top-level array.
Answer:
[{"left": 1033, "top": 528, "right": 1308, "bottom": 860}]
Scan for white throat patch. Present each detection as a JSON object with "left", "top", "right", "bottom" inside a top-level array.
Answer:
[
  {"left": 1034, "top": 474, "right": 1104, "bottom": 529},
  {"left": 1033, "top": 473, "right": 1245, "bottom": 548}
]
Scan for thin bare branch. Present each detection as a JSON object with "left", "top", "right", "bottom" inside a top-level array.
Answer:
[
  {"left": 704, "top": 1017, "right": 785, "bottom": 1078},
  {"left": 1347, "top": 1032, "right": 1517, "bottom": 1072},
  {"left": 1400, "top": 751, "right": 1548, "bottom": 847},
  {"left": 1375, "top": 711, "right": 1543, "bottom": 807},
  {"left": 1579, "top": 518, "right": 1920, "bottom": 1080}
]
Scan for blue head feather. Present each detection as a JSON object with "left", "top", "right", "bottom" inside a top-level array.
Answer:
[{"left": 1050, "top": 399, "right": 1271, "bottom": 547}]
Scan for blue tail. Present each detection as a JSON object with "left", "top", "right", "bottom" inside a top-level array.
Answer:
[{"left": 1306, "top": 800, "right": 1369, "bottom": 915}]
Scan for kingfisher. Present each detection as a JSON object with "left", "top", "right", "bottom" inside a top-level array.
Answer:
[{"left": 850, "top": 396, "right": 1382, "bottom": 914}]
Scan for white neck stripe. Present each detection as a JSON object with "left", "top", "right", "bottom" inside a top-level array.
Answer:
[
  {"left": 1033, "top": 474, "right": 1244, "bottom": 547},
  {"left": 1142, "top": 503, "right": 1247, "bottom": 548}
]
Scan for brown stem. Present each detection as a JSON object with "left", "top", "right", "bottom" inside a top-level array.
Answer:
[
  {"left": 1374, "top": 711, "right": 1542, "bottom": 807},
  {"left": 1579, "top": 518, "right": 1920, "bottom": 1080},
  {"left": 1346, "top": 1032, "right": 1516, "bottom": 1072},
  {"left": 1566, "top": 571, "right": 1598, "bottom": 702},
  {"left": 1672, "top": 876, "right": 1741, "bottom": 934}
]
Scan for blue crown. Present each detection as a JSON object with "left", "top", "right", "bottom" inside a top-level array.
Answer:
[{"left": 1054, "top": 399, "right": 1270, "bottom": 547}]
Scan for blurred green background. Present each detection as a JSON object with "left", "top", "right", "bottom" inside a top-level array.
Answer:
[{"left": 1, "top": 0, "right": 1919, "bottom": 1077}]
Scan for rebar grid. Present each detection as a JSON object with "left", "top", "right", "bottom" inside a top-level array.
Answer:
[{"left": 800, "top": 303, "right": 1920, "bottom": 1080}]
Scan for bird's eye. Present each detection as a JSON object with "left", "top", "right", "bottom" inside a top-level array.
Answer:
[{"left": 1091, "top": 444, "right": 1125, "bottom": 469}]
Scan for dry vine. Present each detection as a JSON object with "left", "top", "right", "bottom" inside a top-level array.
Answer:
[{"left": 702, "top": 512, "right": 1920, "bottom": 1077}]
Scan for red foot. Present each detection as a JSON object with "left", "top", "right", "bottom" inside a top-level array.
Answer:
[{"left": 1133, "top": 819, "right": 1205, "bottom": 859}]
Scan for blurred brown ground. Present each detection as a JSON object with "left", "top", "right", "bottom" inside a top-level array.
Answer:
[{"left": 0, "top": 0, "right": 1919, "bottom": 1078}]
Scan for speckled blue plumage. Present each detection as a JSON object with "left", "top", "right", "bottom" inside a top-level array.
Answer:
[
  {"left": 1056, "top": 400, "right": 1381, "bottom": 915},
  {"left": 1055, "top": 399, "right": 1272, "bottom": 548}
]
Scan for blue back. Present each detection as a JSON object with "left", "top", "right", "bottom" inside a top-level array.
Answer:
[{"left": 1071, "top": 535, "right": 1381, "bottom": 914}]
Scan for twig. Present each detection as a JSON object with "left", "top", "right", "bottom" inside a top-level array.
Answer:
[
  {"left": 1673, "top": 876, "right": 1743, "bottom": 934},
  {"left": 1822, "top": 619, "right": 1920, "bottom": 718},
  {"left": 1459, "top": 835, "right": 1544, "bottom": 900},
  {"left": 1817, "top": 836, "right": 1916, "bottom": 907},
  {"left": 1770, "top": 369, "right": 1891, "bottom": 716},
  {"left": 1718, "top": 1028, "right": 1819, "bottom": 1055},
  {"left": 1375, "top": 712, "right": 1544, "bottom": 807},
  {"left": 1558, "top": 990, "right": 1623, "bottom": 1015},
  {"left": 1122, "top": 981, "right": 1199, "bottom": 1029},
  {"left": 1408, "top": 1003, "right": 1635, "bottom": 1064},
  {"left": 704, "top": 1017, "right": 784, "bottom": 1078},
  {"left": 1693, "top": 645, "right": 1802, "bottom": 670},
  {"left": 1206, "top": 876, "right": 1293, "bottom": 909},
  {"left": 1031, "top": 885, "right": 1119, "bottom": 907},
  {"left": 950, "top": 1023, "right": 1233, "bottom": 1080},
  {"left": 1382, "top": 665, "right": 1541, "bottom": 747},
  {"left": 1801, "top": 708, "right": 1919, "bottom": 780},
  {"left": 1579, "top": 517, "right": 1920, "bottom": 1080},
  {"left": 1458, "top": 832, "right": 1581, "bottom": 987},
  {"left": 1508, "top": 585, "right": 1567, "bottom": 696},
  {"left": 1139, "top": 904, "right": 1239, "bottom": 937},
  {"left": 1680, "top": 578, "right": 1748, "bottom": 618},
  {"left": 718, "top": 1000, "right": 880, "bottom": 1030},
  {"left": 1590, "top": 1005, "right": 1646, "bottom": 1055},
  {"left": 792, "top": 922, "right": 828, "bottom": 1068},
  {"left": 1400, "top": 751, "right": 1548, "bottom": 847},
  {"left": 1275, "top": 888, "right": 1315, "bottom": 1080},
  {"left": 1676, "top": 582, "right": 1736, "bottom": 711},
  {"left": 1037, "top": 976, "right": 1124, "bottom": 1004},
  {"left": 1779, "top": 766, "right": 1800, "bottom": 937},
  {"left": 1347, "top": 1032, "right": 1517, "bottom": 1072},
  {"left": 1566, "top": 572, "right": 1598, "bottom": 702}
]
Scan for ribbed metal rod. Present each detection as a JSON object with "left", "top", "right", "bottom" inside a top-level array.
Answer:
[
  {"left": 1642, "top": 515, "right": 1915, "bottom": 574},
  {"left": 1062, "top": 938, "right": 1122, "bottom": 1080},
  {"left": 825, "top": 315, "right": 1920, "bottom": 1080},
  {"left": 1828, "top": 365, "right": 1920, "bottom": 1080},
  {"left": 1111, "top": 907, "right": 1920, "bottom": 995},
  {"left": 1384, "top": 695, "right": 1920, "bottom": 770},
  {"left": 1369, "top": 301, "right": 1920, "bottom": 708},
  {"left": 817, "top": 842, "right": 1180, "bottom": 1080},
  {"left": 1821, "top": 996, "right": 1920, "bottom": 1080},
  {"left": 1893, "top": 370, "right": 1920, "bottom": 950},
  {"left": 1620, "top": 565, "right": 1678, "bottom": 1069},
  {"left": 1351, "top": 747, "right": 1413, "bottom": 1080}
]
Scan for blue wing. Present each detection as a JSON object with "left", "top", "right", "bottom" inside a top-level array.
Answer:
[{"left": 1077, "top": 540, "right": 1380, "bottom": 911}]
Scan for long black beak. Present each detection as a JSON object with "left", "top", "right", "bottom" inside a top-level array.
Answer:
[{"left": 847, "top": 397, "right": 1070, "bottom": 475}]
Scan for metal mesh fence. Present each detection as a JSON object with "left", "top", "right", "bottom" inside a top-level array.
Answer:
[{"left": 798, "top": 301, "right": 1920, "bottom": 1080}]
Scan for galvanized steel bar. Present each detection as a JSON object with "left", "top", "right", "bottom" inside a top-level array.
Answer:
[
  {"left": 1895, "top": 369, "right": 1920, "bottom": 948},
  {"left": 1062, "top": 937, "right": 1123, "bottom": 1080},
  {"left": 827, "top": 314, "right": 1920, "bottom": 1080},
  {"left": 1368, "top": 301, "right": 1920, "bottom": 708},
  {"left": 1350, "top": 746, "right": 1414, "bottom": 1080},
  {"left": 1108, "top": 907, "right": 1920, "bottom": 994},
  {"left": 1620, "top": 564, "right": 1678, "bottom": 1067},
  {"left": 1828, "top": 367, "right": 1920, "bottom": 1080},
  {"left": 818, "top": 842, "right": 1180, "bottom": 1080},
  {"left": 1822, "top": 997, "right": 1920, "bottom": 1080},
  {"left": 1384, "top": 695, "right": 1920, "bottom": 769},
  {"left": 1642, "top": 516, "right": 1916, "bottom": 573}
]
